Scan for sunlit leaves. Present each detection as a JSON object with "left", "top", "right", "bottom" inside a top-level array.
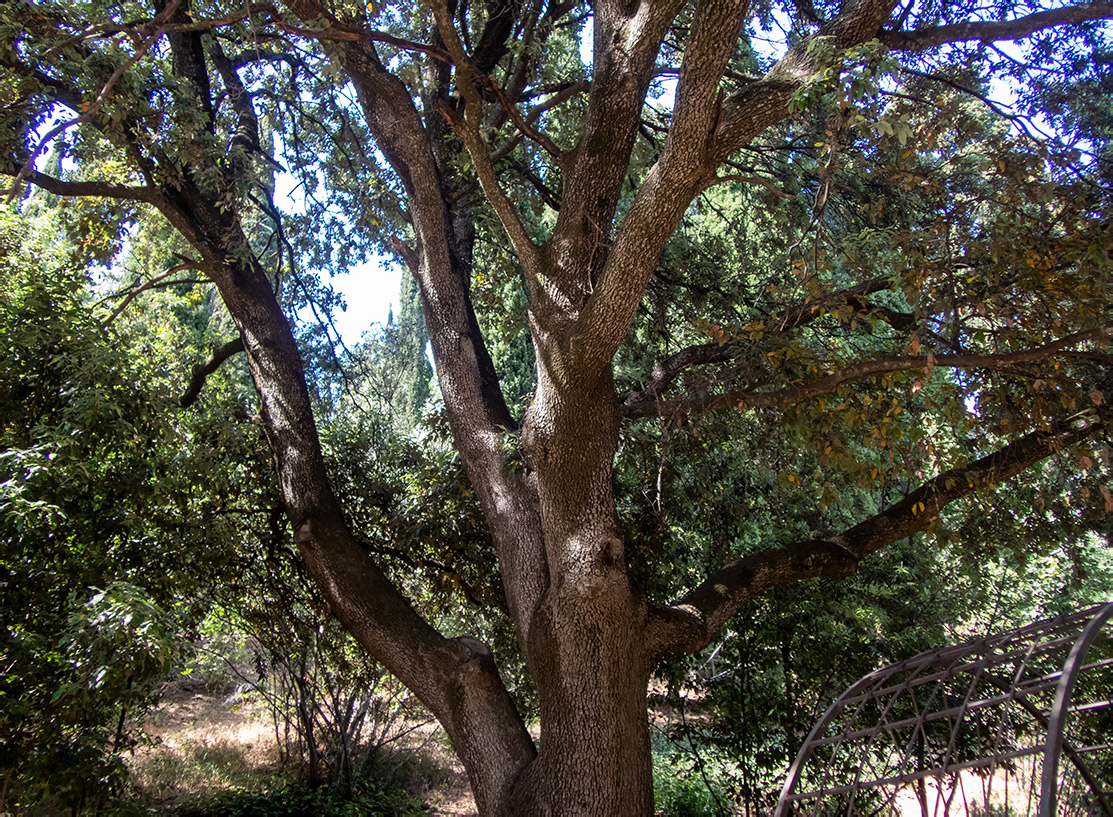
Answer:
[{"left": 0, "top": 205, "right": 264, "bottom": 811}]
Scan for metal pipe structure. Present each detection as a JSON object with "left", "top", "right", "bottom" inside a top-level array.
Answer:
[
  {"left": 775, "top": 602, "right": 1113, "bottom": 817},
  {"left": 1040, "top": 603, "right": 1113, "bottom": 817}
]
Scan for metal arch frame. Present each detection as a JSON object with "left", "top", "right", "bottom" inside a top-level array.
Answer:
[
  {"left": 775, "top": 670, "right": 877, "bottom": 817},
  {"left": 1040, "top": 602, "right": 1113, "bottom": 817},
  {"left": 775, "top": 602, "right": 1113, "bottom": 817}
]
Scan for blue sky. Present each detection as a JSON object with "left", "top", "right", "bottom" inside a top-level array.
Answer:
[{"left": 272, "top": 171, "right": 401, "bottom": 346}]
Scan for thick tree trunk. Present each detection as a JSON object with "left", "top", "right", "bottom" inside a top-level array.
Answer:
[
  {"left": 510, "top": 599, "right": 654, "bottom": 815},
  {"left": 271, "top": 5, "right": 666, "bottom": 810},
  {"left": 505, "top": 351, "right": 656, "bottom": 815}
]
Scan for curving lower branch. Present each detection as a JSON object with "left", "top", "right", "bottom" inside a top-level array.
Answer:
[
  {"left": 645, "top": 408, "right": 1108, "bottom": 660},
  {"left": 9, "top": 169, "right": 157, "bottom": 202},
  {"left": 625, "top": 277, "right": 899, "bottom": 406},
  {"left": 179, "top": 337, "right": 246, "bottom": 407}
]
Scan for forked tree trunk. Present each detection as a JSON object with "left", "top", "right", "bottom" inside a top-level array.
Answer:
[
  {"left": 110, "top": 0, "right": 1110, "bottom": 812},
  {"left": 500, "top": 352, "right": 656, "bottom": 814}
]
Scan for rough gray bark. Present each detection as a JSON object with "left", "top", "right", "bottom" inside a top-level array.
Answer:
[
  {"left": 8, "top": 0, "right": 1113, "bottom": 811},
  {"left": 147, "top": 0, "right": 1113, "bottom": 808}
]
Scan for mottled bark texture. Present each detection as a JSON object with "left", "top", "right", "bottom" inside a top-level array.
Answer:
[
  {"left": 156, "top": 0, "right": 1111, "bottom": 808},
  {"left": 10, "top": 0, "right": 1113, "bottom": 811}
]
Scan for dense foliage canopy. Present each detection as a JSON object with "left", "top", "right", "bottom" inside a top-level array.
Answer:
[{"left": 2, "top": 0, "right": 1112, "bottom": 811}]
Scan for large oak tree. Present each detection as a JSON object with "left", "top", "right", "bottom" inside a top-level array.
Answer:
[{"left": 3, "top": 0, "right": 1112, "bottom": 810}]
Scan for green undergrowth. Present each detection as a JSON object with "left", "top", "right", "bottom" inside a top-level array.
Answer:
[
  {"left": 95, "top": 777, "right": 426, "bottom": 817},
  {"left": 652, "top": 730, "right": 733, "bottom": 816},
  {"left": 172, "top": 778, "right": 426, "bottom": 817}
]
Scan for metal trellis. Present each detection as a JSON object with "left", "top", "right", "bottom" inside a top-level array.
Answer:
[{"left": 775, "top": 602, "right": 1113, "bottom": 817}]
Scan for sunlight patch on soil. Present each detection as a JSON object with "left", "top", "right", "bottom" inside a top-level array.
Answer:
[
  {"left": 128, "top": 680, "right": 279, "bottom": 805},
  {"left": 128, "top": 678, "right": 478, "bottom": 814}
]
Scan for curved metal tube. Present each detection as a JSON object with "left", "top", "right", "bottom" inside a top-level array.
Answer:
[{"left": 1039, "top": 602, "right": 1113, "bottom": 817}]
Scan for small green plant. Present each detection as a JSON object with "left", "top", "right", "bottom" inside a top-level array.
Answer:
[
  {"left": 652, "top": 732, "right": 731, "bottom": 816},
  {"left": 175, "top": 778, "right": 424, "bottom": 817}
]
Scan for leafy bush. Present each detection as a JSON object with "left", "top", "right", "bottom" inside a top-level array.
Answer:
[
  {"left": 174, "top": 778, "right": 423, "bottom": 817},
  {"left": 0, "top": 206, "right": 246, "bottom": 813},
  {"left": 652, "top": 731, "right": 730, "bottom": 816}
]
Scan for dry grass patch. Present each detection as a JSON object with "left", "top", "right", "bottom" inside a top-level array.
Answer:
[
  {"left": 127, "top": 678, "right": 278, "bottom": 805},
  {"left": 123, "top": 677, "right": 477, "bottom": 815}
]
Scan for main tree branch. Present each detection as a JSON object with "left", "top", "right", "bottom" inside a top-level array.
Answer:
[
  {"left": 572, "top": 0, "right": 898, "bottom": 372},
  {"left": 623, "top": 323, "right": 1113, "bottom": 418},
  {"left": 713, "top": 0, "right": 898, "bottom": 161},
  {"left": 282, "top": 7, "right": 553, "bottom": 767},
  {"left": 7, "top": 168, "right": 158, "bottom": 202},
  {"left": 545, "top": 0, "right": 685, "bottom": 295},
  {"left": 153, "top": 176, "right": 538, "bottom": 815},
  {"left": 645, "top": 408, "right": 1107, "bottom": 659},
  {"left": 179, "top": 337, "right": 246, "bottom": 407},
  {"left": 880, "top": 2, "right": 1113, "bottom": 51}
]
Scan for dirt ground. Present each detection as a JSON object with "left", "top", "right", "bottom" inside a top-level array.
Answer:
[{"left": 128, "top": 678, "right": 478, "bottom": 815}]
